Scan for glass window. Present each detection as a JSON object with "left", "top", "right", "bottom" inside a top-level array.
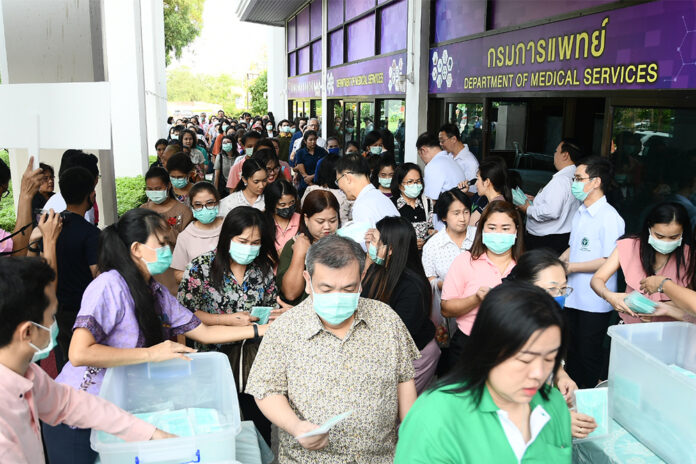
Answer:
[
  {"left": 379, "top": 100, "right": 406, "bottom": 163},
  {"left": 611, "top": 106, "right": 696, "bottom": 233},
  {"left": 311, "top": 100, "right": 323, "bottom": 122},
  {"left": 296, "top": 7, "right": 310, "bottom": 47},
  {"left": 447, "top": 103, "right": 484, "bottom": 160},
  {"left": 298, "top": 46, "right": 310, "bottom": 75},
  {"left": 288, "top": 18, "right": 296, "bottom": 51},
  {"left": 489, "top": 102, "right": 528, "bottom": 152},
  {"left": 379, "top": 0, "right": 407, "bottom": 54},
  {"left": 346, "top": 14, "right": 376, "bottom": 63},
  {"left": 344, "top": 102, "right": 358, "bottom": 150},
  {"left": 328, "top": 0, "right": 344, "bottom": 30},
  {"left": 310, "top": 0, "right": 322, "bottom": 40},
  {"left": 329, "top": 100, "right": 345, "bottom": 147},
  {"left": 329, "top": 30, "right": 344, "bottom": 67},
  {"left": 358, "top": 102, "right": 375, "bottom": 149},
  {"left": 311, "top": 41, "right": 322, "bottom": 72},
  {"left": 345, "top": 0, "right": 375, "bottom": 21},
  {"left": 289, "top": 52, "right": 297, "bottom": 77}
]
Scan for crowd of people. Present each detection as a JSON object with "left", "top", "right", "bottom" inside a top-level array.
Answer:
[{"left": 1, "top": 108, "right": 696, "bottom": 463}]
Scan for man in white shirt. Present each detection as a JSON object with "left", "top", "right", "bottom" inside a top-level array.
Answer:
[
  {"left": 561, "top": 156, "right": 625, "bottom": 389},
  {"left": 438, "top": 124, "right": 479, "bottom": 194},
  {"left": 417, "top": 131, "right": 466, "bottom": 230},
  {"left": 517, "top": 139, "right": 583, "bottom": 254},
  {"left": 335, "top": 154, "right": 398, "bottom": 228},
  {"left": 44, "top": 150, "right": 99, "bottom": 226}
]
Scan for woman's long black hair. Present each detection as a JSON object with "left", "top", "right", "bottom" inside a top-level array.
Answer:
[
  {"left": 369, "top": 155, "right": 397, "bottom": 190},
  {"left": 264, "top": 179, "right": 298, "bottom": 224},
  {"left": 234, "top": 158, "right": 266, "bottom": 193},
  {"left": 479, "top": 156, "right": 512, "bottom": 202},
  {"left": 362, "top": 216, "right": 431, "bottom": 317},
  {"left": 435, "top": 281, "right": 567, "bottom": 405},
  {"left": 97, "top": 209, "right": 169, "bottom": 347},
  {"left": 506, "top": 249, "right": 567, "bottom": 283},
  {"left": 210, "top": 206, "right": 278, "bottom": 288},
  {"left": 145, "top": 166, "right": 176, "bottom": 200},
  {"left": 626, "top": 202, "right": 694, "bottom": 287}
]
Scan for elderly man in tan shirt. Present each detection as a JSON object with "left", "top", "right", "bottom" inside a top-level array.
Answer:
[{"left": 246, "top": 234, "right": 419, "bottom": 464}]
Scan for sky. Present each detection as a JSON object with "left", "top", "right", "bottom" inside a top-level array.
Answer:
[{"left": 168, "top": 0, "right": 272, "bottom": 78}]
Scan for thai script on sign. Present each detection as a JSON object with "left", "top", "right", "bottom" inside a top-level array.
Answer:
[{"left": 488, "top": 17, "right": 609, "bottom": 68}]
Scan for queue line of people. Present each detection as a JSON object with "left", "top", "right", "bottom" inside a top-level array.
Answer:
[{"left": 2, "top": 109, "right": 696, "bottom": 463}]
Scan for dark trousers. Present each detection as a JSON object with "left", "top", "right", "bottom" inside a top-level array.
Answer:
[
  {"left": 524, "top": 231, "right": 571, "bottom": 256},
  {"left": 42, "top": 422, "right": 97, "bottom": 464},
  {"left": 563, "top": 307, "right": 612, "bottom": 389},
  {"left": 443, "top": 329, "right": 469, "bottom": 375}
]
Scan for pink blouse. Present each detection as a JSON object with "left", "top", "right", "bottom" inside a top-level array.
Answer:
[{"left": 616, "top": 238, "right": 691, "bottom": 323}]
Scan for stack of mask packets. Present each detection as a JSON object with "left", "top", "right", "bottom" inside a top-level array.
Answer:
[{"left": 623, "top": 291, "right": 657, "bottom": 314}]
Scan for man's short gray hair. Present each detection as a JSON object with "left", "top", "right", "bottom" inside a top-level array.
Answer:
[
  {"left": 308, "top": 118, "right": 319, "bottom": 125},
  {"left": 305, "top": 235, "right": 365, "bottom": 277}
]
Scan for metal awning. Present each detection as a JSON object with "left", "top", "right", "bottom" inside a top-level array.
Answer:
[{"left": 235, "top": 0, "right": 308, "bottom": 27}]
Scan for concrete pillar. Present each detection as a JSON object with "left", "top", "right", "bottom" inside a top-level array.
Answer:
[
  {"left": 267, "top": 26, "right": 288, "bottom": 121},
  {"left": 103, "top": 0, "right": 149, "bottom": 178},
  {"left": 141, "top": 0, "right": 169, "bottom": 153},
  {"left": 404, "top": 0, "right": 431, "bottom": 164},
  {"left": 320, "top": 0, "right": 328, "bottom": 139}
]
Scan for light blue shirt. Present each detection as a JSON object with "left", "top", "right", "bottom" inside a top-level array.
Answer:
[{"left": 566, "top": 196, "right": 625, "bottom": 313}]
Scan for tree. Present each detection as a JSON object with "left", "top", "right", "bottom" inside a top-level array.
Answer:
[
  {"left": 167, "top": 66, "right": 243, "bottom": 115},
  {"left": 163, "top": 0, "right": 205, "bottom": 66},
  {"left": 248, "top": 71, "right": 268, "bottom": 115}
]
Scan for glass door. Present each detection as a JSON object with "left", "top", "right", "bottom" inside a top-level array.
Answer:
[
  {"left": 328, "top": 100, "right": 344, "bottom": 146},
  {"left": 344, "top": 102, "right": 358, "bottom": 151},
  {"left": 446, "top": 102, "right": 484, "bottom": 159},
  {"left": 358, "top": 102, "right": 375, "bottom": 149},
  {"left": 379, "top": 99, "right": 406, "bottom": 162}
]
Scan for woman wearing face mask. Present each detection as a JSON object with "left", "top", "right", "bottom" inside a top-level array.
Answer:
[
  {"left": 362, "top": 130, "right": 385, "bottom": 157},
  {"left": 591, "top": 202, "right": 694, "bottom": 323},
  {"left": 370, "top": 155, "right": 396, "bottom": 197},
  {"left": 45, "top": 209, "right": 267, "bottom": 463},
  {"left": 265, "top": 120, "right": 277, "bottom": 138},
  {"left": 214, "top": 135, "right": 237, "bottom": 197},
  {"left": 470, "top": 156, "right": 512, "bottom": 227},
  {"left": 219, "top": 158, "right": 268, "bottom": 217},
  {"left": 140, "top": 166, "right": 193, "bottom": 242},
  {"left": 362, "top": 217, "right": 439, "bottom": 394},
  {"left": 252, "top": 145, "right": 292, "bottom": 184},
  {"left": 180, "top": 129, "right": 207, "bottom": 181},
  {"left": 391, "top": 162, "right": 433, "bottom": 248},
  {"left": 277, "top": 190, "right": 340, "bottom": 305},
  {"left": 165, "top": 152, "right": 195, "bottom": 203},
  {"left": 441, "top": 201, "right": 524, "bottom": 372},
  {"left": 295, "top": 130, "right": 329, "bottom": 195},
  {"left": 177, "top": 206, "right": 278, "bottom": 442},
  {"left": 170, "top": 183, "right": 223, "bottom": 282},
  {"left": 395, "top": 282, "right": 571, "bottom": 463},
  {"left": 506, "top": 249, "right": 599, "bottom": 440},
  {"left": 264, "top": 179, "right": 301, "bottom": 252}
]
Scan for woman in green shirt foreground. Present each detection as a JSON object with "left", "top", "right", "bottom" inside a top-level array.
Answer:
[{"left": 395, "top": 281, "right": 571, "bottom": 463}]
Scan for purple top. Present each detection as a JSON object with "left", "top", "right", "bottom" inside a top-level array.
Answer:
[{"left": 55, "top": 270, "right": 201, "bottom": 395}]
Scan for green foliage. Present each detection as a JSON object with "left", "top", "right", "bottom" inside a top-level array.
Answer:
[
  {"left": 0, "top": 150, "right": 14, "bottom": 231},
  {"left": 249, "top": 71, "right": 268, "bottom": 115},
  {"left": 116, "top": 176, "right": 147, "bottom": 218},
  {"left": 149, "top": 155, "right": 158, "bottom": 164},
  {"left": 167, "top": 67, "right": 241, "bottom": 115},
  {"left": 163, "top": 0, "right": 205, "bottom": 66}
]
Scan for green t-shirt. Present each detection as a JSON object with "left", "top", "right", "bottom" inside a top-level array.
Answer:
[{"left": 395, "top": 384, "right": 571, "bottom": 463}]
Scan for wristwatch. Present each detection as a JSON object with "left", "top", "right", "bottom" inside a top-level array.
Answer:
[
  {"left": 252, "top": 323, "right": 260, "bottom": 342},
  {"left": 657, "top": 277, "right": 672, "bottom": 293}
]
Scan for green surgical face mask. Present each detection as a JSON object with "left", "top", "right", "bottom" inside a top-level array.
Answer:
[
  {"left": 193, "top": 206, "right": 219, "bottom": 224},
  {"left": 29, "top": 320, "right": 59, "bottom": 363},
  {"left": 482, "top": 232, "right": 516, "bottom": 254},
  {"left": 229, "top": 240, "right": 260, "bottom": 265},
  {"left": 170, "top": 177, "right": 189, "bottom": 189},
  {"left": 245, "top": 148, "right": 254, "bottom": 156},
  {"left": 403, "top": 183, "right": 423, "bottom": 199},
  {"left": 145, "top": 190, "right": 168, "bottom": 204},
  {"left": 222, "top": 143, "right": 234, "bottom": 153},
  {"left": 378, "top": 177, "right": 392, "bottom": 189},
  {"left": 141, "top": 245, "right": 173, "bottom": 275}
]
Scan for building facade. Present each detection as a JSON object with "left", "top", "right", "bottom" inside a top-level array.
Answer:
[{"left": 240, "top": 0, "right": 696, "bottom": 233}]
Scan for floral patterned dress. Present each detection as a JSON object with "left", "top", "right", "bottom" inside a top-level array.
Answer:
[{"left": 177, "top": 250, "right": 277, "bottom": 391}]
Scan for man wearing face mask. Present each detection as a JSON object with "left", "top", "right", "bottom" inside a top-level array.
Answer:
[
  {"left": 246, "top": 235, "right": 418, "bottom": 464},
  {"left": 48, "top": 167, "right": 101, "bottom": 371},
  {"left": 560, "top": 157, "right": 625, "bottom": 388}
]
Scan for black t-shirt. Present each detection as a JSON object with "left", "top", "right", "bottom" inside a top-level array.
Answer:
[
  {"left": 56, "top": 212, "right": 100, "bottom": 310},
  {"left": 362, "top": 268, "right": 435, "bottom": 350}
]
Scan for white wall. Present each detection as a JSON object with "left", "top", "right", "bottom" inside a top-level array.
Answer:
[
  {"left": 267, "top": 26, "right": 287, "bottom": 121},
  {"left": 141, "top": 0, "right": 169, "bottom": 151}
]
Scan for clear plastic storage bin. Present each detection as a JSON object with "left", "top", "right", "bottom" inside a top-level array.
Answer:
[
  {"left": 607, "top": 322, "right": 696, "bottom": 464},
  {"left": 91, "top": 352, "right": 241, "bottom": 464}
]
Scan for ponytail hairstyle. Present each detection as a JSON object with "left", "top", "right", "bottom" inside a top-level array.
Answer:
[
  {"left": 234, "top": 158, "right": 267, "bottom": 192},
  {"left": 478, "top": 156, "right": 512, "bottom": 203},
  {"left": 97, "top": 209, "right": 169, "bottom": 347}
]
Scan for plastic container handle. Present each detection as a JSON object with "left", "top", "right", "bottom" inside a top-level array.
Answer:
[{"left": 135, "top": 449, "right": 200, "bottom": 464}]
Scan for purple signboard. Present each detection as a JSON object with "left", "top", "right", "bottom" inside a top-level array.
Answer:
[
  {"left": 429, "top": 0, "right": 696, "bottom": 94},
  {"left": 288, "top": 72, "right": 322, "bottom": 99},
  {"left": 327, "top": 53, "right": 407, "bottom": 97}
]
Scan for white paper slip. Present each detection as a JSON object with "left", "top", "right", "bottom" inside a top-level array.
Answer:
[{"left": 296, "top": 411, "right": 353, "bottom": 439}]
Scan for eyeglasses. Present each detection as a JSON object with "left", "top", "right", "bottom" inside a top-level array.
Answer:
[
  {"left": 545, "top": 286, "right": 574, "bottom": 297},
  {"left": 403, "top": 179, "right": 423, "bottom": 186},
  {"left": 191, "top": 201, "right": 218, "bottom": 212},
  {"left": 336, "top": 171, "right": 352, "bottom": 184},
  {"left": 572, "top": 176, "right": 593, "bottom": 182},
  {"left": 266, "top": 165, "right": 280, "bottom": 174}
]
